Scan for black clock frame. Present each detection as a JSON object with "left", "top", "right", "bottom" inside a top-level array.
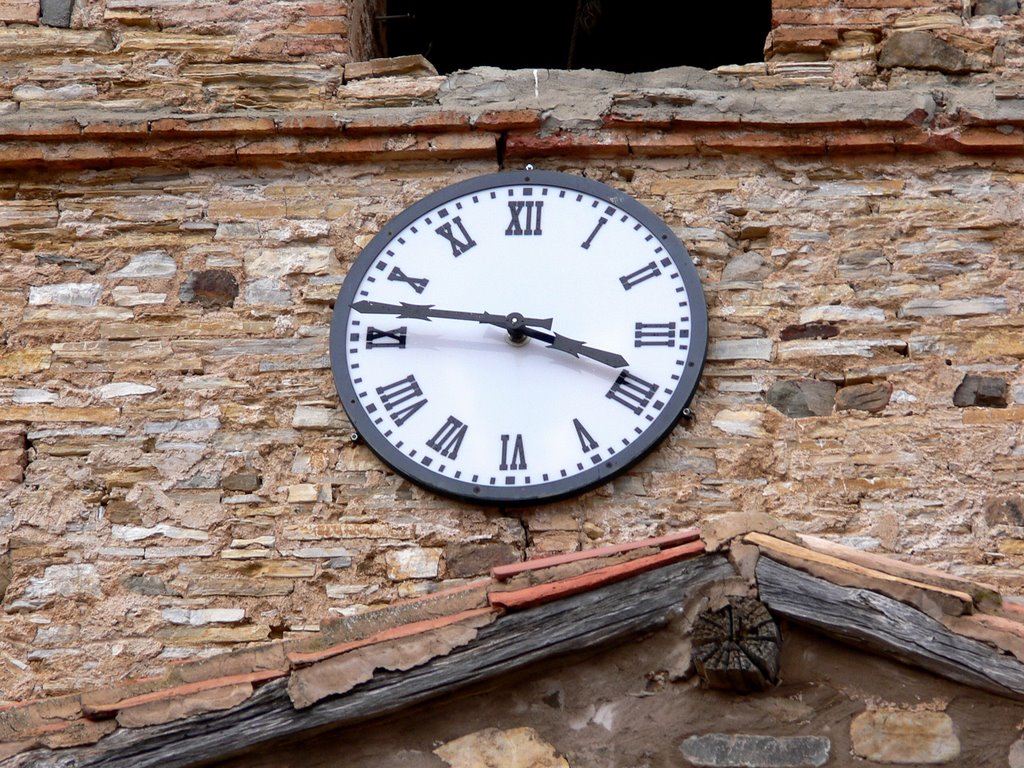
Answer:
[{"left": 329, "top": 169, "right": 709, "bottom": 505}]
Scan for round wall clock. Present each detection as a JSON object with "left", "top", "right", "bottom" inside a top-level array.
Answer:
[{"left": 329, "top": 169, "right": 708, "bottom": 505}]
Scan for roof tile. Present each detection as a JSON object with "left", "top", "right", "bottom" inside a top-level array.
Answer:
[
  {"left": 491, "top": 530, "right": 701, "bottom": 581},
  {"left": 489, "top": 540, "right": 706, "bottom": 611}
]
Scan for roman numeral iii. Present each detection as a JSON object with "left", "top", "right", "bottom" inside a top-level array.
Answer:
[
  {"left": 426, "top": 415, "right": 468, "bottom": 459},
  {"left": 634, "top": 322, "right": 676, "bottom": 347},
  {"left": 435, "top": 216, "right": 477, "bottom": 256},
  {"left": 376, "top": 374, "right": 427, "bottom": 426},
  {"left": 506, "top": 201, "right": 543, "bottom": 236},
  {"left": 605, "top": 370, "right": 658, "bottom": 414},
  {"left": 499, "top": 433, "right": 527, "bottom": 470}
]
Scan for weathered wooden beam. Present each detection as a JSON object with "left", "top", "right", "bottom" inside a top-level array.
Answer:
[
  {"left": 756, "top": 555, "right": 1024, "bottom": 700},
  {"left": 10, "top": 554, "right": 735, "bottom": 768}
]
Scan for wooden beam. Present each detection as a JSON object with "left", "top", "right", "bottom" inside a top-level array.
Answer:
[
  {"left": 12, "top": 554, "right": 736, "bottom": 768},
  {"left": 756, "top": 556, "right": 1024, "bottom": 701}
]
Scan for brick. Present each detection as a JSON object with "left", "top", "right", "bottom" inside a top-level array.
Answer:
[
  {"left": 0, "top": 465, "right": 24, "bottom": 482},
  {"left": 282, "top": 17, "right": 348, "bottom": 35},
  {"left": 0, "top": 406, "right": 118, "bottom": 423},
  {"left": 0, "top": 0, "right": 38, "bottom": 24},
  {"left": 473, "top": 109, "right": 544, "bottom": 131},
  {"left": 149, "top": 115, "right": 277, "bottom": 137},
  {"left": 771, "top": 26, "right": 842, "bottom": 44}
]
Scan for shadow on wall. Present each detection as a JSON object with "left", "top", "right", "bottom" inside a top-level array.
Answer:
[{"left": 378, "top": 0, "right": 773, "bottom": 74}]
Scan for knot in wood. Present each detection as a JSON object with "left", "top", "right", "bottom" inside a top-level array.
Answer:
[{"left": 691, "top": 596, "right": 780, "bottom": 693}]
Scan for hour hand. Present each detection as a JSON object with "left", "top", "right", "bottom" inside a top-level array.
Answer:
[
  {"left": 350, "top": 300, "right": 553, "bottom": 330},
  {"left": 521, "top": 327, "right": 629, "bottom": 369}
]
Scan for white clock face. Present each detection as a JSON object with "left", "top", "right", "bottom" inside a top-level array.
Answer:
[{"left": 330, "top": 170, "right": 707, "bottom": 504}]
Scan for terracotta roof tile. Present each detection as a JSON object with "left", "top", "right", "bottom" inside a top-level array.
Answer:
[
  {"left": 491, "top": 529, "right": 701, "bottom": 580},
  {"left": 6, "top": 525, "right": 1024, "bottom": 765},
  {"left": 747, "top": 532, "right": 974, "bottom": 618},
  {"left": 287, "top": 606, "right": 498, "bottom": 666},
  {"left": 83, "top": 669, "right": 286, "bottom": 717},
  {"left": 489, "top": 540, "right": 706, "bottom": 611}
]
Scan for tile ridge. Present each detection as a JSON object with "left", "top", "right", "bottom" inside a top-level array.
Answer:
[
  {"left": 490, "top": 529, "right": 701, "bottom": 581},
  {"left": 489, "top": 540, "right": 707, "bottom": 611}
]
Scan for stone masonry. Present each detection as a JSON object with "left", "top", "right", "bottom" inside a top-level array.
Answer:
[{"left": 1, "top": 0, "right": 1024, "bottom": 707}]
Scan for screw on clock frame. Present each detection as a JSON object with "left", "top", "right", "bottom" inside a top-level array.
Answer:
[
  {"left": 349, "top": 431, "right": 361, "bottom": 444},
  {"left": 682, "top": 407, "right": 695, "bottom": 420}
]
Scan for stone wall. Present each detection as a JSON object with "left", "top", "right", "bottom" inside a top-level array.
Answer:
[{"left": 2, "top": 0, "right": 1024, "bottom": 704}]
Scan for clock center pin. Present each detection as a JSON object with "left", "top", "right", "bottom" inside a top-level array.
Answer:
[{"left": 505, "top": 312, "right": 529, "bottom": 346}]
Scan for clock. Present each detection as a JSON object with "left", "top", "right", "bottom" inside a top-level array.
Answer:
[{"left": 329, "top": 169, "right": 708, "bottom": 505}]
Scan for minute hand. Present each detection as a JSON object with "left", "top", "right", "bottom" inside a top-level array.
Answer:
[
  {"left": 520, "top": 327, "right": 629, "bottom": 369},
  {"left": 350, "top": 300, "right": 553, "bottom": 330}
]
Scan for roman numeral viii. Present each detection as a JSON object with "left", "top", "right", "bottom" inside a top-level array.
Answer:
[
  {"left": 506, "top": 201, "right": 543, "bottom": 236},
  {"left": 366, "top": 326, "right": 407, "bottom": 349},
  {"left": 605, "top": 370, "right": 658, "bottom": 415},
  {"left": 376, "top": 374, "right": 427, "bottom": 426},
  {"left": 499, "top": 433, "right": 527, "bottom": 470},
  {"left": 426, "top": 415, "right": 467, "bottom": 459},
  {"left": 435, "top": 216, "right": 477, "bottom": 257}
]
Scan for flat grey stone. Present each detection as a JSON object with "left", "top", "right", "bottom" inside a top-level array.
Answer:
[
  {"left": 723, "top": 251, "right": 770, "bottom": 281},
  {"left": 835, "top": 249, "right": 892, "bottom": 280},
  {"left": 110, "top": 251, "right": 177, "bottom": 279},
  {"left": 953, "top": 374, "right": 1008, "bottom": 407},
  {"left": 767, "top": 379, "right": 836, "bottom": 418},
  {"left": 899, "top": 297, "right": 1008, "bottom": 318},
  {"left": 40, "top": 0, "right": 74, "bottom": 27},
  {"left": 835, "top": 382, "right": 892, "bottom": 413},
  {"left": 680, "top": 734, "right": 831, "bottom": 767},
  {"left": 975, "top": 0, "right": 1019, "bottom": 15},
  {"left": 879, "top": 31, "right": 982, "bottom": 75}
]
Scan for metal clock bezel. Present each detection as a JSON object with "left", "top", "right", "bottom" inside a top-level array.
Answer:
[{"left": 329, "top": 169, "right": 708, "bottom": 505}]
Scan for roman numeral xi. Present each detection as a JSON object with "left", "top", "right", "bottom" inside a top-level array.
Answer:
[{"left": 435, "top": 216, "right": 477, "bottom": 257}]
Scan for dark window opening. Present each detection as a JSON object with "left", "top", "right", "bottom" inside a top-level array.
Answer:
[{"left": 378, "top": 1, "right": 772, "bottom": 74}]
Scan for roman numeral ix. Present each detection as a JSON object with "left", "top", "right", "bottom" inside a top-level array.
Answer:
[
  {"left": 506, "top": 201, "right": 543, "bottom": 236},
  {"left": 366, "top": 326, "right": 407, "bottom": 349},
  {"left": 499, "top": 433, "right": 527, "bottom": 470},
  {"left": 435, "top": 216, "right": 477, "bottom": 257},
  {"left": 605, "top": 370, "right": 658, "bottom": 415},
  {"left": 376, "top": 374, "right": 427, "bottom": 426}
]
